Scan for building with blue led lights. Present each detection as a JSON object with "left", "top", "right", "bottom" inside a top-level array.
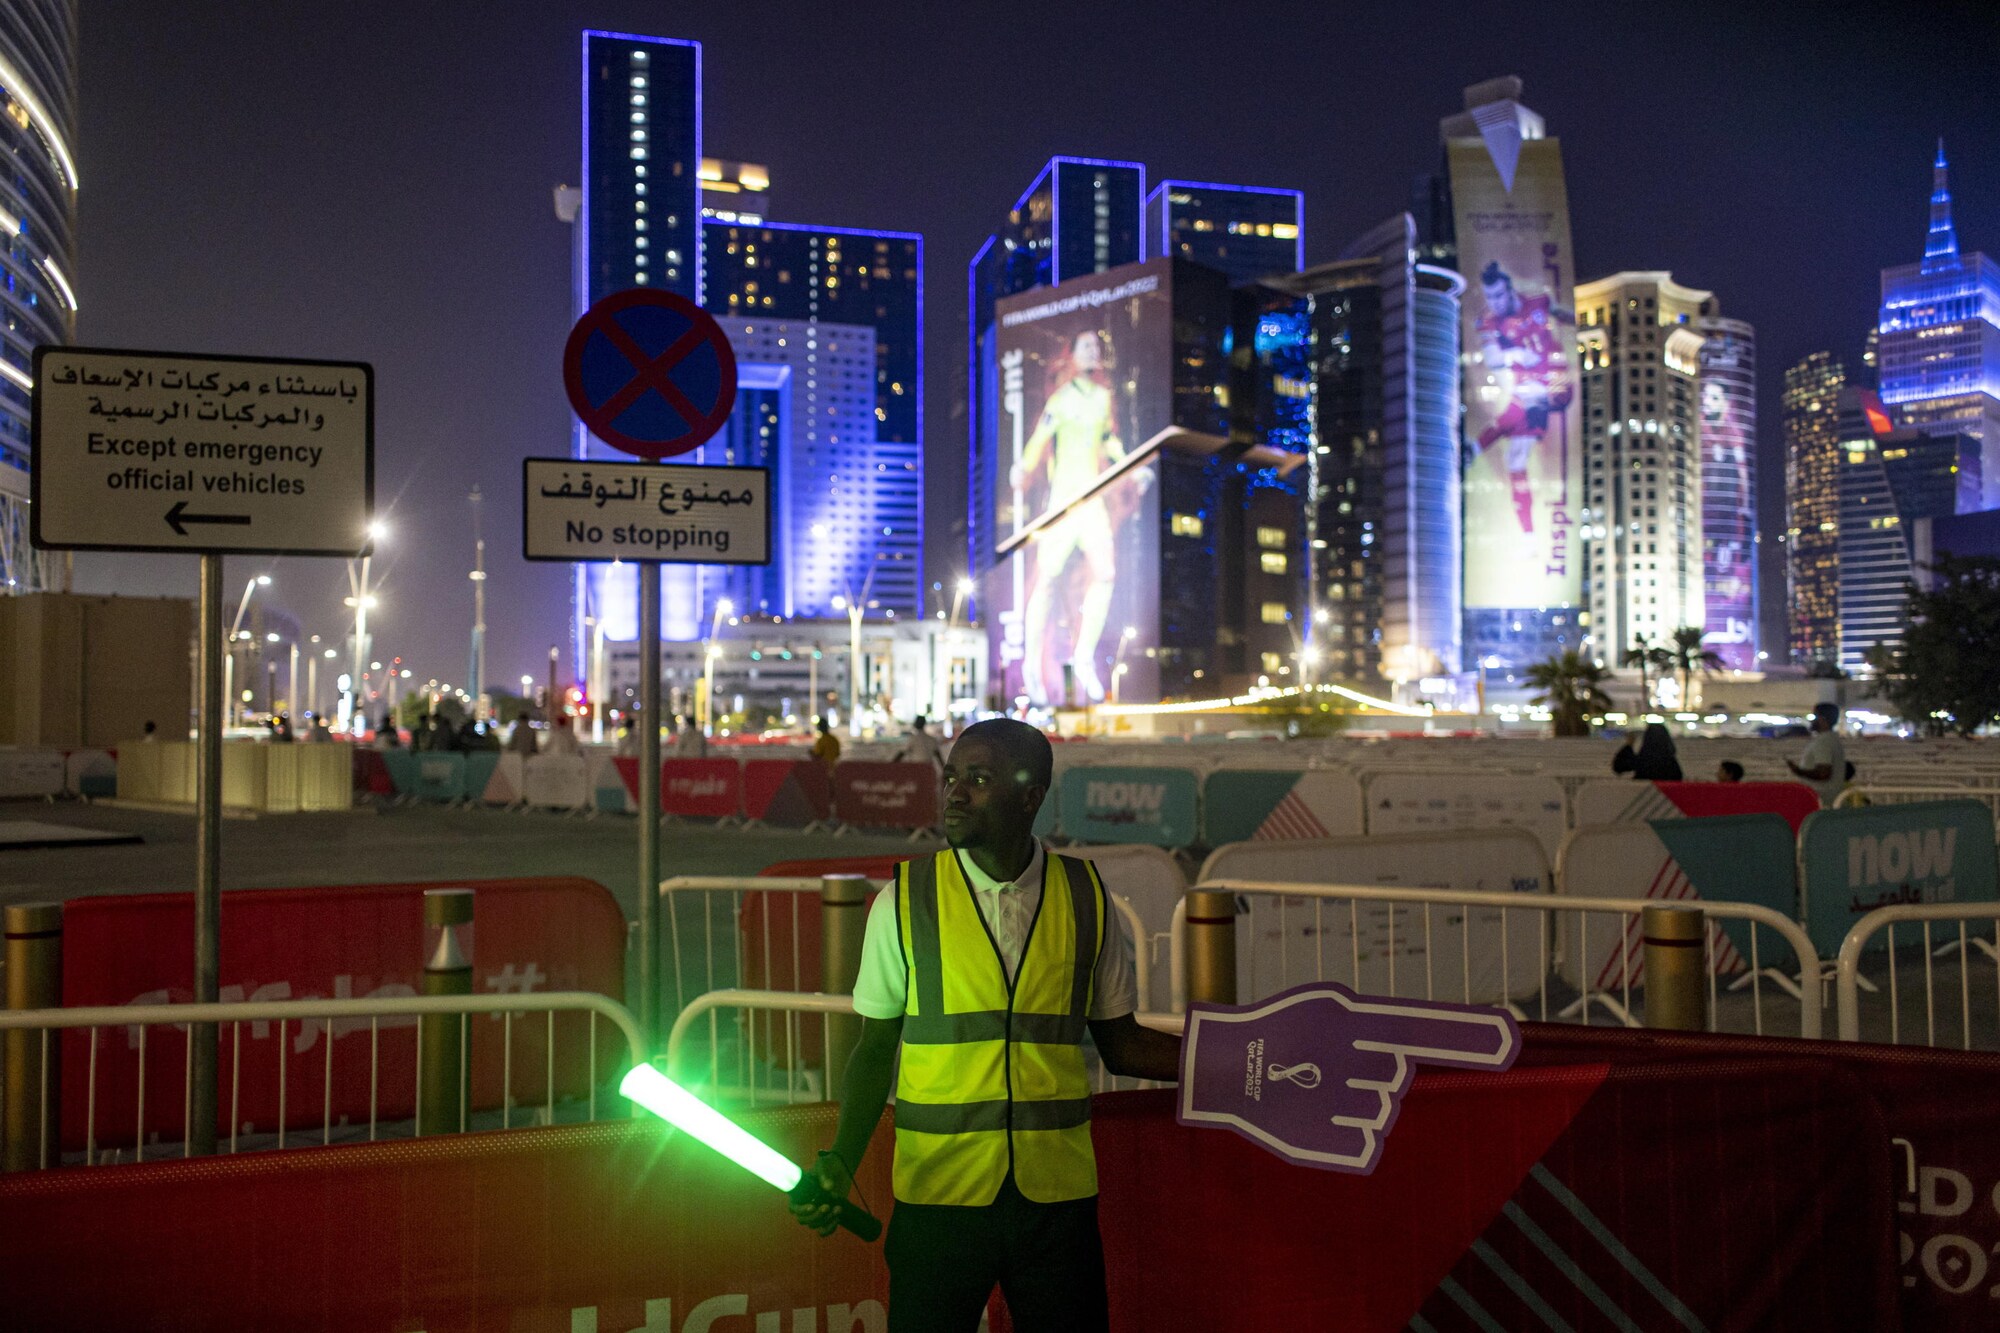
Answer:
[
  {"left": 1876, "top": 141, "right": 2000, "bottom": 513},
  {"left": 0, "top": 1, "right": 77, "bottom": 594},
  {"left": 567, "top": 31, "right": 927, "bottom": 716},
  {"left": 1148, "top": 181, "right": 1303, "bottom": 285}
]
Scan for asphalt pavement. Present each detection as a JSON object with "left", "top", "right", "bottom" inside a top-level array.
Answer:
[{"left": 0, "top": 798, "right": 934, "bottom": 918}]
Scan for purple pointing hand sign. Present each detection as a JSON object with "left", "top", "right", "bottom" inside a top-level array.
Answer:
[{"left": 1176, "top": 982, "right": 1520, "bottom": 1174}]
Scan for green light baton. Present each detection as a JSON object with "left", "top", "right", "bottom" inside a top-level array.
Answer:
[{"left": 620, "top": 1064, "right": 883, "bottom": 1242}]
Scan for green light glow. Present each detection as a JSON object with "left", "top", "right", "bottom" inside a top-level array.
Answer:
[{"left": 619, "top": 1064, "right": 803, "bottom": 1193}]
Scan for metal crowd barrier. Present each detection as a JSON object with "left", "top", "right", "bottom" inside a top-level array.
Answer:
[
  {"left": 1176, "top": 879, "right": 1824, "bottom": 1040},
  {"left": 1835, "top": 901, "right": 2000, "bottom": 1049},
  {"left": 0, "top": 992, "right": 644, "bottom": 1170}
]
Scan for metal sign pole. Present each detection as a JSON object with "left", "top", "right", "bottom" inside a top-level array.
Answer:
[
  {"left": 636, "top": 561, "right": 662, "bottom": 1052},
  {"left": 191, "top": 553, "right": 224, "bottom": 1155}
]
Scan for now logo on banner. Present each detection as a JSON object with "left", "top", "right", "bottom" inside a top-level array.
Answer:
[
  {"left": 1849, "top": 828, "right": 1959, "bottom": 891},
  {"left": 1087, "top": 781, "right": 1166, "bottom": 819}
]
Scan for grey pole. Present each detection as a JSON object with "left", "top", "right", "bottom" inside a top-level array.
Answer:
[
  {"left": 191, "top": 553, "right": 224, "bottom": 1155},
  {"left": 636, "top": 561, "right": 662, "bottom": 1053}
]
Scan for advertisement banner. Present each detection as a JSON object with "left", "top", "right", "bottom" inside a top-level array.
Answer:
[
  {"left": 1699, "top": 327, "right": 1758, "bottom": 669},
  {"left": 1449, "top": 136, "right": 1582, "bottom": 611},
  {"left": 1799, "top": 799, "right": 2000, "bottom": 956},
  {"left": 1570, "top": 777, "right": 1821, "bottom": 833},
  {"left": 742, "top": 758, "right": 833, "bottom": 827},
  {"left": 1202, "top": 769, "right": 1366, "bottom": 845},
  {"left": 1056, "top": 765, "right": 1200, "bottom": 848},
  {"left": 59, "top": 878, "right": 628, "bottom": 1150},
  {"left": 614, "top": 757, "right": 744, "bottom": 818},
  {"left": 1363, "top": 771, "right": 1568, "bottom": 860},
  {"left": 832, "top": 761, "right": 940, "bottom": 832},
  {"left": 991, "top": 258, "right": 1172, "bottom": 706}
]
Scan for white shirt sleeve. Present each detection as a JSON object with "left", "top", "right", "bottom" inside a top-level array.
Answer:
[
  {"left": 851, "top": 885, "right": 908, "bottom": 1020},
  {"left": 1088, "top": 887, "right": 1139, "bottom": 1022}
]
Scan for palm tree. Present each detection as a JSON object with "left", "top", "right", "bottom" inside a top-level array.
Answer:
[
  {"left": 1524, "top": 650, "right": 1613, "bottom": 737},
  {"left": 1663, "top": 626, "right": 1723, "bottom": 709},
  {"left": 1621, "top": 635, "right": 1669, "bottom": 710}
]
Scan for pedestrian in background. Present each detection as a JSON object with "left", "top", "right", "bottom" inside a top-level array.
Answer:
[
  {"left": 505, "top": 715, "right": 539, "bottom": 756},
  {"left": 1786, "top": 703, "right": 1847, "bottom": 806},
  {"left": 674, "top": 713, "right": 709, "bottom": 759},
  {"left": 543, "top": 715, "right": 582, "bottom": 758},
  {"left": 1715, "top": 760, "right": 1744, "bottom": 783},
  {"left": 895, "top": 714, "right": 944, "bottom": 771},
  {"left": 1612, "top": 722, "right": 1683, "bottom": 781},
  {"left": 811, "top": 716, "right": 841, "bottom": 770}
]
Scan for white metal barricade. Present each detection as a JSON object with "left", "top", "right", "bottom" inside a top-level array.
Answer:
[
  {"left": 1835, "top": 902, "right": 2000, "bottom": 1048},
  {"left": 1840, "top": 785, "right": 2000, "bottom": 821},
  {"left": 0, "top": 992, "right": 645, "bottom": 1170},
  {"left": 1178, "top": 879, "right": 1823, "bottom": 1039}
]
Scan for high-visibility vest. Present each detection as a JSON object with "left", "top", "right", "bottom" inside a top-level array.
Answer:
[{"left": 892, "top": 848, "right": 1105, "bottom": 1206}]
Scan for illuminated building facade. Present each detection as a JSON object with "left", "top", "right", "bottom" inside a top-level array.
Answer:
[
  {"left": 1696, "top": 317, "right": 1758, "bottom": 670},
  {"left": 968, "top": 157, "right": 1145, "bottom": 582},
  {"left": 1876, "top": 142, "right": 2000, "bottom": 511},
  {"left": 1782, "top": 352, "right": 1845, "bottom": 667},
  {"left": 570, "top": 33, "right": 924, "bottom": 684},
  {"left": 1246, "top": 214, "right": 1463, "bottom": 689},
  {"left": 0, "top": 0, "right": 77, "bottom": 593},
  {"left": 1147, "top": 180, "right": 1303, "bottom": 285},
  {"left": 1836, "top": 387, "right": 1979, "bottom": 673},
  {"left": 1572, "top": 272, "right": 1712, "bottom": 668}
]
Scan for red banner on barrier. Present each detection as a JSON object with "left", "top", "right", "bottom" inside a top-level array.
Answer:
[
  {"left": 1651, "top": 779, "right": 1823, "bottom": 831},
  {"left": 742, "top": 758, "right": 832, "bottom": 826},
  {"left": 0, "top": 1053, "right": 1896, "bottom": 1331},
  {"left": 59, "top": 877, "right": 628, "bottom": 1150},
  {"left": 832, "top": 761, "right": 939, "bottom": 832},
  {"left": 351, "top": 746, "right": 394, "bottom": 796},
  {"left": 612, "top": 756, "right": 744, "bottom": 817}
]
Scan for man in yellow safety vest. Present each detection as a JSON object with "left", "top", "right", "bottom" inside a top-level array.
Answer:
[{"left": 791, "top": 717, "right": 1180, "bottom": 1330}]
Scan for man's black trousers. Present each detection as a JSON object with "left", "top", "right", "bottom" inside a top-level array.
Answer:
[{"left": 883, "top": 1175, "right": 1109, "bottom": 1332}]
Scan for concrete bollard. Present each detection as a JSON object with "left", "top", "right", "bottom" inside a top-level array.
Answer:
[
  {"left": 419, "top": 888, "right": 474, "bottom": 1135},
  {"left": 819, "top": 873, "right": 872, "bottom": 1097},
  {"left": 1183, "top": 890, "right": 1238, "bottom": 1007},
  {"left": 4, "top": 903, "right": 63, "bottom": 1171},
  {"left": 1642, "top": 903, "right": 1707, "bottom": 1032}
]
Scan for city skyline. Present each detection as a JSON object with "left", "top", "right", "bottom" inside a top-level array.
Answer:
[{"left": 57, "top": 1, "right": 1999, "bottom": 691}]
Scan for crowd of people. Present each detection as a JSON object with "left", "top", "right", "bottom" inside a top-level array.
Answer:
[{"left": 1612, "top": 702, "right": 1852, "bottom": 804}]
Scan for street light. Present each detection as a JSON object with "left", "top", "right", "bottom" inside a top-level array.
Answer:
[
  {"left": 834, "top": 565, "right": 878, "bottom": 738},
  {"left": 702, "top": 599, "right": 733, "bottom": 734},
  {"left": 224, "top": 573, "right": 271, "bottom": 727},
  {"left": 346, "top": 526, "right": 384, "bottom": 734}
]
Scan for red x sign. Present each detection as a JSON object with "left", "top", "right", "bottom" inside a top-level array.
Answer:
[{"left": 562, "top": 289, "right": 738, "bottom": 460}]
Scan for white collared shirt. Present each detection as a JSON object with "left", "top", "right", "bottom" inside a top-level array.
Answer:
[{"left": 852, "top": 841, "right": 1137, "bottom": 1022}]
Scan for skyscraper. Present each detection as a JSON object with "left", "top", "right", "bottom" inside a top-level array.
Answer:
[
  {"left": 0, "top": 2, "right": 77, "bottom": 594},
  {"left": 1146, "top": 180, "right": 1303, "bottom": 285},
  {"left": 1573, "top": 273, "right": 1712, "bottom": 669},
  {"left": 1440, "top": 78, "right": 1585, "bottom": 671},
  {"left": 701, "top": 220, "right": 923, "bottom": 618},
  {"left": 1836, "top": 388, "right": 1979, "bottom": 673},
  {"left": 1876, "top": 141, "right": 2000, "bottom": 511},
  {"left": 968, "top": 157, "right": 1145, "bottom": 582},
  {"left": 1253, "top": 214, "right": 1463, "bottom": 686},
  {"left": 1782, "top": 352, "right": 1846, "bottom": 667},
  {"left": 1696, "top": 317, "right": 1758, "bottom": 670}
]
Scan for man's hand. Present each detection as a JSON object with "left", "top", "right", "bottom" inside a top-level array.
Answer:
[{"left": 788, "top": 1150, "right": 854, "bottom": 1237}]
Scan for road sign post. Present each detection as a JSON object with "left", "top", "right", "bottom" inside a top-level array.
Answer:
[
  {"left": 32, "top": 346, "right": 373, "bottom": 1154},
  {"left": 560, "top": 289, "right": 748, "bottom": 1054}
]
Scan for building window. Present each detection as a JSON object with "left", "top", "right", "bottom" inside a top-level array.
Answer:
[
  {"left": 1256, "top": 525, "right": 1286, "bottom": 549},
  {"left": 1259, "top": 551, "right": 1288, "bottom": 575},
  {"left": 1260, "top": 602, "right": 1290, "bottom": 625},
  {"left": 1170, "top": 512, "right": 1204, "bottom": 538},
  {"left": 1261, "top": 652, "right": 1283, "bottom": 673}
]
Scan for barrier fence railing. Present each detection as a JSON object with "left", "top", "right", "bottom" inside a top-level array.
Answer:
[
  {"left": 1835, "top": 901, "right": 2000, "bottom": 1049},
  {"left": 0, "top": 992, "right": 644, "bottom": 1171},
  {"left": 1839, "top": 784, "right": 2000, "bottom": 819},
  {"left": 1177, "top": 879, "right": 1824, "bottom": 1040},
  {"left": 659, "top": 873, "right": 1152, "bottom": 1106}
]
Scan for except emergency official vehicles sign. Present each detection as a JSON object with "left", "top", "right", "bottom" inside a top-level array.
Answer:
[
  {"left": 520, "top": 457, "right": 769, "bottom": 565},
  {"left": 30, "top": 347, "right": 374, "bottom": 556}
]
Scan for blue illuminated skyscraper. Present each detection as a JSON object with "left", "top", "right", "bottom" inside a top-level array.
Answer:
[
  {"left": 1876, "top": 141, "right": 2000, "bottom": 512},
  {"left": 968, "top": 157, "right": 1145, "bottom": 580},
  {"left": 1147, "top": 181, "right": 1303, "bottom": 285}
]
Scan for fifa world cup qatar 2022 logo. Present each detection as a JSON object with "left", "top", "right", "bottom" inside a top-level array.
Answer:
[{"left": 1177, "top": 982, "right": 1521, "bottom": 1173}]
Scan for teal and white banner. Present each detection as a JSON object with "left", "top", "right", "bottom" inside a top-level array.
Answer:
[
  {"left": 1056, "top": 766, "right": 1200, "bottom": 848},
  {"left": 1799, "top": 799, "right": 1999, "bottom": 956}
]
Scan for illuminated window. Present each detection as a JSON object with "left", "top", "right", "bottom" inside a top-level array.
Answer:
[
  {"left": 1260, "top": 603, "right": 1290, "bottom": 625},
  {"left": 1170, "top": 513, "right": 1204, "bottom": 538},
  {"left": 1261, "top": 652, "right": 1282, "bottom": 673},
  {"left": 1256, "top": 526, "right": 1286, "bottom": 549},
  {"left": 1259, "top": 552, "right": 1288, "bottom": 575}
]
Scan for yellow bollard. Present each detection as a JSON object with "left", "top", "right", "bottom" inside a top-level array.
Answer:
[
  {"left": 1642, "top": 903, "right": 1708, "bottom": 1032},
  {"left": 819, "top": 874, "right": 872, "bottom": 1097},
  {"left": 419, "top": 889, "right": 474, "bottom": 1135},
  {"left": 1184, "top": 890, "right": 1238, "bottom": 1006},
  {"left": 4, "top": 903, "right": 63, "bottom": 1171}
]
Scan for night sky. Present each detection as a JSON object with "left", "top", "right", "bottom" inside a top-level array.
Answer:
[{"left": 72, "top": 0, "right": 2000, "bottom": 689}]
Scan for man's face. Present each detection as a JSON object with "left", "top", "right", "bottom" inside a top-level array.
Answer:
[
  {"left": 941, "top": 735, "right": 1044, "bottom": 853},
  {"left": 1484, "top": 279, "right": 1517, "bottom": 317}
]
